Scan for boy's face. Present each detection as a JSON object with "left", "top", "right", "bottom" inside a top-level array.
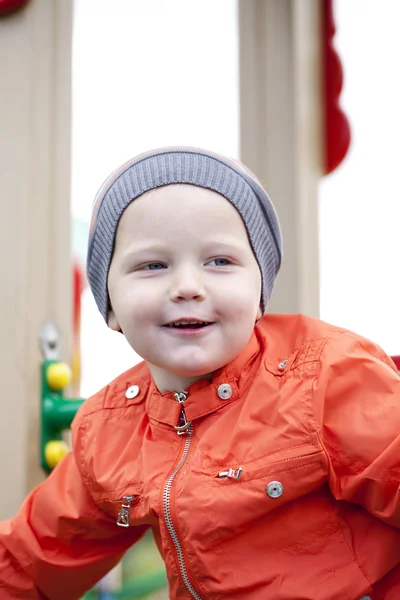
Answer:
[{"left": 107, "top": 184, "right": 262, "bottom": 391}]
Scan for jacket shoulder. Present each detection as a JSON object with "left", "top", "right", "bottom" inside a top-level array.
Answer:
[
  {"left": 71, "top": 360, "right": 150, "bottom": 496},
  {"left": 258, "top": 313, "right": 396, "bottom": 373},
  {"left": 261, "top": 313, "right": 345, "bottom": 340},
  {"left": 258, "top": 313, "right": 346, "bottom": 357}
]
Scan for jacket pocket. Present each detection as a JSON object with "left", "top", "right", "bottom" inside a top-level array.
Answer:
[
  {"left": 207, "top": 446, "right": 326, "bottom": 522},
  {"left": 213, "top": 443, "right": 325, "bottom": 483}
]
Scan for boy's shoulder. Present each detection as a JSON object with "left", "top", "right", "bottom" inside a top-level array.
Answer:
[
  {"left": 70, "top": 359, "right": 151, "bottom": 495},
  {"left": 261, "top": 312, "right": 346, "bottom": 342},
  {"left": 259, "top": 313, "right": 395, "bottom": 372},
  {"left": 259, "top": 312, "right": 348, "bottom": 356}
]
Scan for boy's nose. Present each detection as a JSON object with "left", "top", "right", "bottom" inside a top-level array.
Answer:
[{"left": 169, "top": 267, "right": 206, "bottom": 303}]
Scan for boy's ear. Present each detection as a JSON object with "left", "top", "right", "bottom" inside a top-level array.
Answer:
[{"left": 107, "top": 309, "right": 121, "bottom": 331}]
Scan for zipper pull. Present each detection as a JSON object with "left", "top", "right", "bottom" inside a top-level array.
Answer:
[
  {"left": 218, "top": 466, "right": 243, "bottom": 480},
  {"left": 174, "top": 407, "right": 192, "bottom": 435},
  {"left": 173, "top": 391, "right": 192, "bottom": 435},
  {"left": 117, "top": 496, "right": 134, "bottom": 527}
]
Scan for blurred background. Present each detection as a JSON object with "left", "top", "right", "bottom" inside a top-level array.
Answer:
[{"left": 1, "top": 0, "right": 400, "bottom": 597}]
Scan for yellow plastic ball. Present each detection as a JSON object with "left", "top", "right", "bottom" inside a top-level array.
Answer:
[
  {"left": 44, "top": 440, "right": 69, "bottom": 469},
  {"left": 46, "top": 362, "right": 71, "bottom": 391}
]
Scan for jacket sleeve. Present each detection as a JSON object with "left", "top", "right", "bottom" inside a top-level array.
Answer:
[
  {"left": 312, "top": 330, "right": 400, "bottom": 527},
  {"left": 0, "top": 449, "right": 148, "bottom": 600}
]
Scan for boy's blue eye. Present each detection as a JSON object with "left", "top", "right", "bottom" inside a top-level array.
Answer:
[
  {"left": 143, "top": 262, "right": 166, "bottom": 270},
  {"left": 210, "top": 258, "right": 230, "bottom": 266}
]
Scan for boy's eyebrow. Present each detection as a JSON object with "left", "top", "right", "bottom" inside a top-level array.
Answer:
[
  {"left": 120, "top": 242, "right": 169, "bottom": 263},
  {"left": 123, "top": 242, "right": 168, "bottom": 254},
  {"left": 120, "top": 238, "right": 248, "bottom": 261}
]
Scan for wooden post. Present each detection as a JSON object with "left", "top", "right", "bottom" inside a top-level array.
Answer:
[
  {"left": 239, "top": 0, "right": 323, "bottom": 317},
  {"left": 0, "top": 0, "right": 72, "bottom": 519}
]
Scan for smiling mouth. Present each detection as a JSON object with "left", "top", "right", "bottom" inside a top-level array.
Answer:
[{"left": 163, "top": 320, "right": 215, "bottom": 329}]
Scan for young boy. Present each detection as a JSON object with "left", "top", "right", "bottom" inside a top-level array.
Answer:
[{"left": 1, "top": 147, "right": 400, "bottom": 600}]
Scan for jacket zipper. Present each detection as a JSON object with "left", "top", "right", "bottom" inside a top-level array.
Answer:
[
  {"left": 173, "top": 391, "right": 192, "bottom": 434},
  {"left": 163, "top": 392, "right": 203, "bottom": 600}
]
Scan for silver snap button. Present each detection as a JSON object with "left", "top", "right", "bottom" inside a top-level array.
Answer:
[
  {"left": 217, "top": 383, "right": 232, "bottom": 400},
  {"left": 277, "top": 359, "right": 287, "bottom": 371},
  {"left": 266, "top": 481, "right": 283, "bottom": 498},
  {"left": 125, "top": 385, "right": 140, "bottom": 399},
  {"left": 359, "top": 597, "right": 372, "bottom": 600}
]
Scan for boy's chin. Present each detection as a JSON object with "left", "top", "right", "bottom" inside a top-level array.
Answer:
[
  {"left": 168, "top": 365, "right": 214, "bottom": 379},
  {"left": 147, "top": 352, "right": 235, "bottom": 386},
  {"left": 170, "top": 358, "right": 228, "bottom": 378},
  {"left": 156, "top": 360, "right": 222, "bottom": 380}
]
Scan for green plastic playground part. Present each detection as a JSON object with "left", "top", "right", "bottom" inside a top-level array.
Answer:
[
  {"left": 114, "top": 569, "right": 167, "bottom": 599},
  {"left": 82, "top": 569, "right": 167, "bottom": 599},
  {"left": 40, "top": 360, "right": 84, "bottom": 473}
]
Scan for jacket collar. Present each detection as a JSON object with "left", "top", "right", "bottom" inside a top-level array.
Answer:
[{"left": 146, "top": 329, "right": 262, "bottom": 429}]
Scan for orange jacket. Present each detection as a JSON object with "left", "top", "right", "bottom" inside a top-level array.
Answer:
[{"left": 1, "top": 314, "right": 400, "bottom": 600}]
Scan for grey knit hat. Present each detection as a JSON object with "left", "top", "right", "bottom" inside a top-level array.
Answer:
[{"left": 87, "top": 147, "right": 282, "bottom": 324}]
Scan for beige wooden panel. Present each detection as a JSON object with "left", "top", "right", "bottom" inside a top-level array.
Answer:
[
  {"left": 239, "top": 0, "right": 323, "bottom": 317},
  {"left": 0, "top": 0, "right": 72, "bottom": 519}
]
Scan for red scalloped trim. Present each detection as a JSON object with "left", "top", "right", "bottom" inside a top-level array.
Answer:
[
  {"left": 0, "top": 0, "right": 30, "bottom": 16},
  {"left": 322, "top": 0, "right": 351, "bottom": 174},
  {"left": 391, "top": 356, "right": 400, "bottom": 370}
]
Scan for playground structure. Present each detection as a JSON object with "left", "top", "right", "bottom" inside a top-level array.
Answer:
[{"left": 39, "top": 321, "right": 84, "bottom": 472}]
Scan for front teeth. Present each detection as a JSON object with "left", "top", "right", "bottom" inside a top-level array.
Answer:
[{"left": 168, "top": 321, "right": 209, "bottom": 326}]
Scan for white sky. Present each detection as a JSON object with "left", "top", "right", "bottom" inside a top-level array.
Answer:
[
  {"left": 319, "top": 0, "right": 400, "bottom": 353},
  {"left": 72, "top": 0, "right": 400, "bottom": 396},
  {"left": 72, "top": 0, "right": 239, "bottom": 222}
]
